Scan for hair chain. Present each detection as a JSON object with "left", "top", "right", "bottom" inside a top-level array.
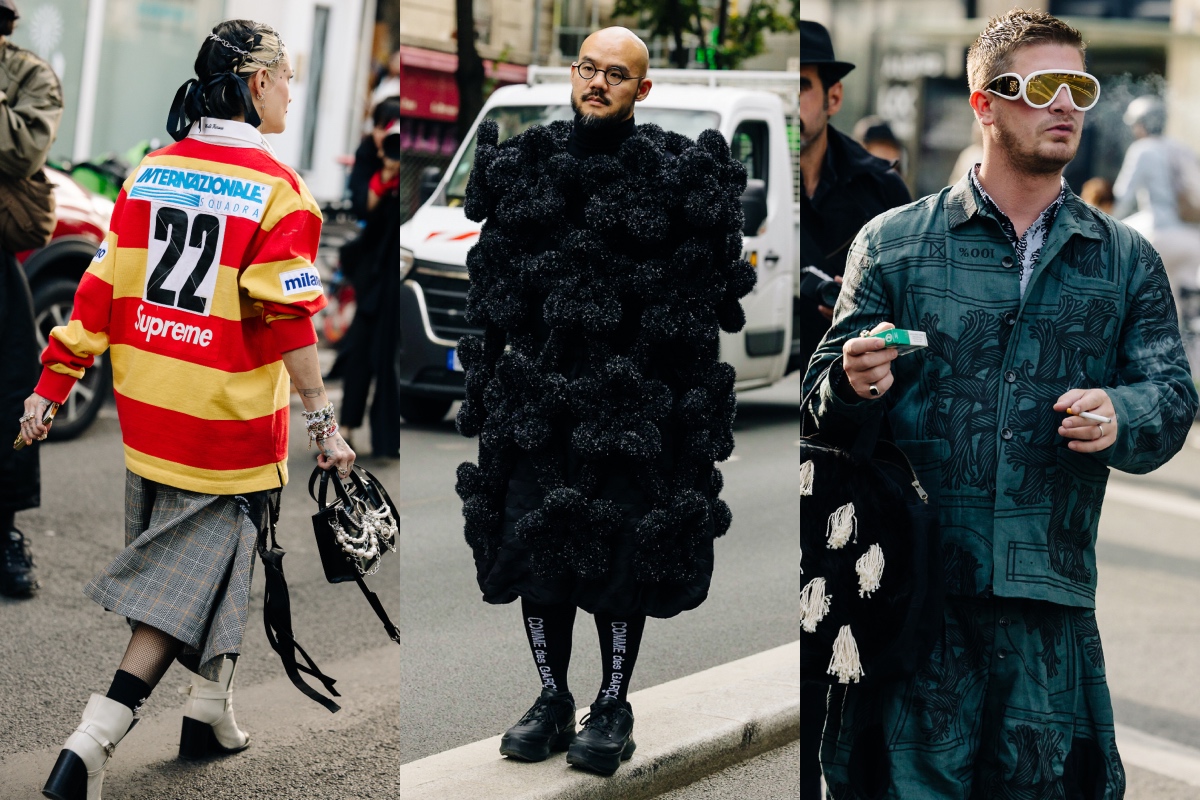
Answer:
[{"left": 208, "top": 31, "right": 285, "bottom": 68}]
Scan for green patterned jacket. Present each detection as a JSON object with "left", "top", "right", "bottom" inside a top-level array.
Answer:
[{"left": 803, "top": 174, "right": 1198, "bottom": 608}]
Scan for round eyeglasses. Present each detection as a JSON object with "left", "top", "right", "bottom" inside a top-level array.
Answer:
[
  {"left": 985, "top": 70, "right": 1100, "bottom": 112},
  {"left": 572, "top": 62, "right": 643, "bottom": 86}
]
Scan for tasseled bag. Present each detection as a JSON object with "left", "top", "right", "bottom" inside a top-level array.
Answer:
[{"left": 799, "top": 368, "right": 943, "bottom": 686}]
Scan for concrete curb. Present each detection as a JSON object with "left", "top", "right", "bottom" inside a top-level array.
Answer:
[{"left": 400, "top": 641, "right": 800, "bottom": 799}]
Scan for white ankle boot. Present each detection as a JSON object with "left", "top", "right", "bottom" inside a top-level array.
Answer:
[
  {"left": 178, "top": 657, "right": 250, "bottom": 759},
  {"left": 42, "top": 694, "right": 135, "bottom": 800}
]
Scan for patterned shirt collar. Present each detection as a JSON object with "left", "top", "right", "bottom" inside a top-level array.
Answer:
[{"left": 969, "top": 164, "right": 1067, "bottom": 295}]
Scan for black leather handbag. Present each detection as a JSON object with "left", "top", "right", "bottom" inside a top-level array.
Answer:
[
  {"left": 800, "top": 370, "right": 943, "bottom": 686},
  {"left": 309, "top": 465, "right": 400, "bottom": 644}
]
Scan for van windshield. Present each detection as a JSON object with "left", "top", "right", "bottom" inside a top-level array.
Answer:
[{"left": 438, "top": 106, "right": 722, "bottom": 206}]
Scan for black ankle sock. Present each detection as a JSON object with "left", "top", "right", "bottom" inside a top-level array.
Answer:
[
  {"left": 593, "top": 613, "right": 646, "bottom": 705},
  {"left": 520, "top": 598, "right": 577, "bottom": 695},
  {"left": 106, "top": 669, "right": 152, "bottom": 713},
  {"left": 0, "top": 510, "right": 14, "bottom": 532}
]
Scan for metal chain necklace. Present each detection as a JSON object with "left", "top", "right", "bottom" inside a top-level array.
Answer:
[{"left": 332, "top": 495, "right": 398, "bottom": 576}]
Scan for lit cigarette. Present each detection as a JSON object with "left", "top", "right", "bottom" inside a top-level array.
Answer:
[{"left": 1067, "top": 408, "right": 1112, "bottom": 424}]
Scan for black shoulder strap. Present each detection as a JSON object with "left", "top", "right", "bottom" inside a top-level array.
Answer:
[
  {"left": 348, "top": 466, "right": 401, "bottom": 645},
  {"left": 257, "top": 491, "right": 342, "bottom": 713},
  {"left": 353, "top": 573, "right": 400, "bottom": 644}
]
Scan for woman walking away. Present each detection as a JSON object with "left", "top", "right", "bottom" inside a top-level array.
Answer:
[{"left": 19, "top": 20, "right": 354, "bottom": 800}]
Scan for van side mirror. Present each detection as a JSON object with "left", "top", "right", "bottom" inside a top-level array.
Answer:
[
  {"left": 418, "top": 166, "right": 443, "bottom": 205},
  {"left": 741, "top": 179, "right": 767, "bottom": 236}
]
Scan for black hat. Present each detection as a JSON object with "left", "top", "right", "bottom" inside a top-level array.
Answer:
[
  {"left": 0, "top": 0, "right": 17, "bottom": 18},
  {"left": 801, "top": 21, "right": 853, "bottom": 83}
]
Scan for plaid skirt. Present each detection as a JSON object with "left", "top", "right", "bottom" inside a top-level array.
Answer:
[{"left": 85, "top": 471, "right": 272, "bottom": 681}]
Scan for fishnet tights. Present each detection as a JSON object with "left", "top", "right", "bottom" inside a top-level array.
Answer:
[{"left": 117, "top": 623, "right": 184, "bottom": 687}]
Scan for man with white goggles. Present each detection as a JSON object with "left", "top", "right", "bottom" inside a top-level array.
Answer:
[{"left": 986, "top": 69, "right": 1100, "bottom": 111}]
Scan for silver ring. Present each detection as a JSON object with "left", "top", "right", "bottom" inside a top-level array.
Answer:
[
  {"left": 1097, "top": 424, "right": 1104, "bottom": 438},
  {"left": 18, "top": 412, "right": 34, "bottom": 423},
  {"left": 36, "top": 433, "right": 47, "bottom": 441},
  {"left": 338, "top": 468, "right": 349, "bottom": 476},
  {"left": 868, "top": 384, "right": 879, "bottom": 397}
]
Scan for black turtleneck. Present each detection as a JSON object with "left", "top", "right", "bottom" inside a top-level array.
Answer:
[{"left": 566, "top": 113, "right": 636, "bottom": 159}]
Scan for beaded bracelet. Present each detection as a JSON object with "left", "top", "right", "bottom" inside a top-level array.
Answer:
[{"left": 303, "top": 401, "right": 339, "bottom": 448}]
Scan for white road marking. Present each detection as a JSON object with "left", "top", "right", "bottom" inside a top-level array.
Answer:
[
  {"left": 1117, "top": 723, "right": 1200, "bottom": 787},
  {"left": 1102, "top": 480, "right": 1200, "bottom": 784},
  {"left": 1104, "top": 481, "right": 1200, "bottom": 522}
]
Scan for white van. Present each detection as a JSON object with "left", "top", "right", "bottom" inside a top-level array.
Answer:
[{"left": 396, "top": 68, "right": 800, "bottom": 423}]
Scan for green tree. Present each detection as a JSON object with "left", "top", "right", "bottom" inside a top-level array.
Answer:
[
  {"left": 714, "top": 0, "right": 794, "bottom": 69},
  {"left": 615, "top": 0, "right": 794, "bottom": 71},
  {"left": 613, "top": 0, "right": 704, "bottom": 69}
]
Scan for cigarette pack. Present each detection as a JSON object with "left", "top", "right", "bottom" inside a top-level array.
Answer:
[{"left": 867, "top": 328, "right": 928, "bottom": 356}]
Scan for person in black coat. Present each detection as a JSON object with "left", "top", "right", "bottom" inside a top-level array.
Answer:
[
  {"left": 798, "top": 21, "right": 911, "bottom": 378},
  {"left": 454, "top": 27, "right": 755, "bottom": 777},
  {"left": 0, "top": 0, "right": 62, "bottom": 597},
  {"left": 337, "top": 117, "right": 401, "bottom": 457},
  {"left": 798, "top": 20, "right": 912, "bottom": 799},
  {"left": 348, "top": 96, "right": 399, "bottom": 220}
]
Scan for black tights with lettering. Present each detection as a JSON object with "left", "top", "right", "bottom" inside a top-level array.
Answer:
[{"left": 518, "top": 599, "right": 646, "bottom": 705}]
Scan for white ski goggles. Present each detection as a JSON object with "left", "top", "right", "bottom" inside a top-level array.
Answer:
[{"left": 985, "top": 70, "right": 1101, "bottom": 111}]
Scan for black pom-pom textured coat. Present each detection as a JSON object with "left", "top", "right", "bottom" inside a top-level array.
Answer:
[{"left": 455, "top": 118, "right": 755, "bottom": 617}]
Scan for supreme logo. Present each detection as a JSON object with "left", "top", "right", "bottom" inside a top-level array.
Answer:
[
  {"left": 280, "top": 266, "right": 322, "bottom": 296},
  {"left": 134, "top": 304, "right": 213, "bottom": 346}
]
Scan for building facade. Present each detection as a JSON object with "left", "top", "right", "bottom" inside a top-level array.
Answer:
[
  {"left": 812, "top": 0, "right": 1174, "bottom": 198},
  {"left": 10, "top": 0, "right": 385, "bottom": 204}
]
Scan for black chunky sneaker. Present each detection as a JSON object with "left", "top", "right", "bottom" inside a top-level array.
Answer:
[
  {"left": 566, "top": 696, "right": 636, "bottom": 776},
  {"left": 0, "top": 528, "right": 38, "bottom": 597},
  {"left": 499, "top": 688, "right": 576, "bottom": 762}
]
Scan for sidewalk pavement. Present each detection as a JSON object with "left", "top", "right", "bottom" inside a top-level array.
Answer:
[{"left": 400, "top": 641, "right": 800, "bottom": 800}]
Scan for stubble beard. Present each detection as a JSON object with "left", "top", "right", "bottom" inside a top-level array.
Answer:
[
  {"left": 572, "top": 89, "right": 635, "bottom": 130},
  {"left": 995, "top": 118, "right": 1079, "bottom": 176},
  {"left": 799, "top": 97, "right": 830, "bottom": 153}
]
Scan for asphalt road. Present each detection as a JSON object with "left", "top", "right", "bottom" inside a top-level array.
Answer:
[
  {"left": 0, "top": 385, "right": 402, "bottom": 799},
  {"left": 1094, "top": 432, "right": 1200, "bottom": 799},
  {"left": 398, "top": 374, "right": 803, "bottom": 764}
]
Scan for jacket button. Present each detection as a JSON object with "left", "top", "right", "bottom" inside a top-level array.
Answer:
[
  {"left": 1004, "top": 370, "right": 1016, "bottom": 383},
  {"left": 1001, "top": 256, "right": 1015, "bottom": 268},
  {"left": 999, "top": 616, "right": 1010, "bottom": 628},
  {"left": 1002, "top": 311, "right": 1016, "bottom": 326},
  {"left": 1001, "top": 427, "right": 1013, "bottom": 440},
  {"left": 997, "top": 648, "right": 1008, "bottom": 659}
]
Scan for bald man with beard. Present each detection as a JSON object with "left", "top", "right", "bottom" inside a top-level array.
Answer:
[{"left": 454, "top": 27, "right": 755, "bottom": 777}]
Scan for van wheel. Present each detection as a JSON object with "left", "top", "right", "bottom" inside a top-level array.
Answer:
[
  {"left": 32, "top": 278, "right": 113, "bottom": 441},
  {"left": 398, "top": 392, "right": 453, "bottom": 425}
]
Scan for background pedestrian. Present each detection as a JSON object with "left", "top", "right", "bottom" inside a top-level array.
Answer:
[
  {"left": 0, "top": 0, "right": 63, "bottom": 598},
  {"left": 798, "top": 20, "right": 911, "bottom": 798}
]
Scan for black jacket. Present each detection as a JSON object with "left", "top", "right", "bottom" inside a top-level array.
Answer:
[
  {"left": 799, "top": 125, "right": 911, "bottom": 373},
  {"left": 454, "top": 119, "right": 755, "bottom": 618}
]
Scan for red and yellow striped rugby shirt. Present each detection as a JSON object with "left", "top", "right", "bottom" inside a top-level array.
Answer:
[{"left": 36, "top": 126, "right": 326, "bottom": 495}]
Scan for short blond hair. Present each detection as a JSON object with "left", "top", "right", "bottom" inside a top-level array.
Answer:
[{"left": 966, "top": 9, "right": 1085, "bottom": 92}]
